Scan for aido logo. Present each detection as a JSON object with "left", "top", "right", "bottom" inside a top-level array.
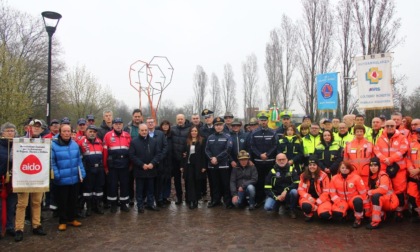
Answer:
[{"left": 20, "top": 154, "right": 42, "bottom": 175}]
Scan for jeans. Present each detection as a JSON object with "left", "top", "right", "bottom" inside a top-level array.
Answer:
[
  {"left": 233, "top": 184, "right": 256, "bottom": 207},
  {"left": 264, "top": 189, "right": 298, "bottom": 211}
]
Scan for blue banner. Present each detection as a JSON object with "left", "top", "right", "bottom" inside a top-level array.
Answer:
[{"left": 316, "top": 72, "right": 338, "bottom": 110}]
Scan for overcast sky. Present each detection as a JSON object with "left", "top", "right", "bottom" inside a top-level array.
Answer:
[{"left": 9, "top": 0, "right": 420, "bottom": 117}]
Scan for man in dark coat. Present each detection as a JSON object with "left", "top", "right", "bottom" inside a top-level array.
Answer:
[
  {"left": 129, "top": 124, "right": 164, "bottom": 213},
  {"left": 171, "top": 114, "right": 190, "bottom": 204}
]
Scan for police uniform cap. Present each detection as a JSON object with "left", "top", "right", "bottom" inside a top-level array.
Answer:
[
  {"left": 87, "top": 125, "right": 98, "bottom": 131},
  {"left": 113, "top": 117, "right": 123, "bottom": 124},
  {"left": 213, "top": 117, "right": 224, "bottom": 125},
  {"left": 370, "top": 157, "right": 380, "bottom": 166},
  {"left": 237, "top": 150, "right": 250, "bottom": 160},
  {"left": 201, "top": 109, "right": 214, "bottom": 118},
  {"left": 231, "top": 119, "right": 242, "bottom": 126},
  {"left": 259, "top": 113, "right": 268, "bottom": 120}
]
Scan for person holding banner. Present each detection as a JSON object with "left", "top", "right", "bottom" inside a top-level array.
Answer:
[
  {"left": 0, "top": 123, "right": 17, "bottom": 238},
  {"left": 14, "top": 119, "right": 47, "bottom": 242},
  {"left": 51, "top": 124, "right": 86, "bottom": 231}
]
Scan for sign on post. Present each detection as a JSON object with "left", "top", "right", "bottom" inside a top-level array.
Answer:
[{"left": 12, "top": 138, "right": 50, "bottom": 192}]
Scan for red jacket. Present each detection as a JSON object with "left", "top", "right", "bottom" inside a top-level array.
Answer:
[
  {"left": 103, "top": 130, "right": 131, "bottom": 172},
  {"left": 368, "top": 171, "right": 394, "bottom": 196}
]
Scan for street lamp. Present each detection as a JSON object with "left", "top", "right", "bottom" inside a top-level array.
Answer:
[{"left": 41, "top": 11, "right": 62, "bottom": 126}]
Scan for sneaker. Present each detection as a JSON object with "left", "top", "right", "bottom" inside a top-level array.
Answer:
[
  {"left": 278, "top": 205, "right": 286, "bottom": 215},
  {"left": 290, "top": 210, "right": 297, "bottom": 219},
  {"left": 248, "top": 204, "right": 255, "bottom": 211},
  {"left": 14, "top": 230, "right": 23, "bottom": 242},
  {"left": 32, "top": 226, "right": 47, "bottom": 235},
  {"left": 352, "top": 219, "right": 362, "bottom": 228}
]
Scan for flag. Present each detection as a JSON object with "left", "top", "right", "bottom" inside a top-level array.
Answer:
[{"left": 317, "top": 72, "right": 338, "bottom": 110}]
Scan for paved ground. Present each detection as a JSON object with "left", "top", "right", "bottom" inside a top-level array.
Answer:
[{"left": 0, "top": 199, "right": 419, "bottom": 252}]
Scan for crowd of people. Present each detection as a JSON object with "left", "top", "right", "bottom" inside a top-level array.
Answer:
[{"left": 1, "top": 109, "right": 420, "bottom": 242}]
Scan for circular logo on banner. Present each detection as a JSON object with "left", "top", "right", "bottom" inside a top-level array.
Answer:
[
  {"left": 321, "top": 83, "right": 333, "bottom": 99},
  {"left": 20, "top": 154, "right": 43, "bottom": 175}
]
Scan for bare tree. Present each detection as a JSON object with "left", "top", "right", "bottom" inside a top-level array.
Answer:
[
  {"left": 0, "top": 2, "right": 65, "bottom": 118},
  {"left": 208, "top": 73, "right": 222, "bottom": 116},
  {"left": 221, "top": 63, "right": 237, "bottom": 114},
  {"left": 192, "top": 65, "right": 207, "bottom": 114},
  {"left": 59, "top": 65, "right": 115, "bottom": 120},
  {"left": 337, "top": 0, "right": 357, "bottom": 116},
  {"left": 242, "top": 53, "right": 259, "bottom": 122},
  {"left": 264, "top": 29, "right": 281, "bottom": 106},
  {"left": 278, "top": 14, "right": 299, "bottom": 110},
  {"left": 352, "top": 0, "right": 403, "bottom": 55},
  {"left": 297, "top": 0, "right": 335, "bottom": 120}
]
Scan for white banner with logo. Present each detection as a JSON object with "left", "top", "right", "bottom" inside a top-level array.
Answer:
[
  {"left": 12, "top": 138, "right": 51, "bottom": 192},
  {"left": 355, "top": 53, "right": 394, "bottom": 109}
]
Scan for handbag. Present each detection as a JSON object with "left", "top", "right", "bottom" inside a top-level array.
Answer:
[{"left": 386, "top": 163, "right": 400, "bottom": 179}]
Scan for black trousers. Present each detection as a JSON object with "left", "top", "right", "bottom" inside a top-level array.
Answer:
[
  {"left": 255, "top": 162, "right": 274, "bottom": 203},
  {"left": 107, "top": 168, "right": 129, "bottom": 204},
  {"left": 208, "top": 168, "right": 231, "bottom": 204},
  {"left": 172, "top": 158, "right": 183, "bottom": 201},
  {"left": 56, "top": 183, "right": 79, "bottom": 224}
]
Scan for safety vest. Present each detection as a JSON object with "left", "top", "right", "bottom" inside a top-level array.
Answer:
[{"left": 333, "top": 132, "right": 354, "bottom": 148}]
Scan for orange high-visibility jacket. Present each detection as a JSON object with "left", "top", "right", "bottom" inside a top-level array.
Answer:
[
  {"left": 374, "top": 130, "right": 409, "bottom": 172},
  {"left": 330, "top": 172, "right": 367, "bottom": 203},
  {"left": 298, "top": 171, "right": 330, "bottom": 205},
  {"left": 343, "top": 138, "right": 374, "bottom": 178}
]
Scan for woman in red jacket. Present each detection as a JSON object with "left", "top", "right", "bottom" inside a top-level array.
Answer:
[
  {"left": 330, "top": 161, "right": 367, "bottom": 228},
  {"left": 365, "top": 157, "right": 399, "bottom": 229},
  {"left": 298, "top": 155, "right": 331, "bottom": 222}
]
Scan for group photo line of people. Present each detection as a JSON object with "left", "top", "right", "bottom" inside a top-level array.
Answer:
[{"left": 1, "top": 108, "right": 420, "bottom": 242}]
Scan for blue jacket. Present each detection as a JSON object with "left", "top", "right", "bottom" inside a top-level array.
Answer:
[
  {"left": 205, "top": 132, "right": 232, "bottom": 169},
  {"left": 51, "top": 136, "right": 86, "bottom": 185},
  {"left": 230, "top": 130, "right": 249, "bottom": 163},
  {"left": 250, "top": 127, "right": 277, "bottom": 164}
]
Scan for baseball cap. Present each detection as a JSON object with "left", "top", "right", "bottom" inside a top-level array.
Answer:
[
  {"left": 113, "top": 117, "right": 123, "bottom": 124},
  {"left": 87, "top": 114, "right": 95, "bottom": 121},
  {"left": 77, "top": 118, "right": 87, "bottom": 125}
]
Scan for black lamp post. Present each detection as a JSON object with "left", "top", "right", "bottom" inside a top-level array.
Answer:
[{"left": 41, "top": 11, "right": 62, "bottom": 126}]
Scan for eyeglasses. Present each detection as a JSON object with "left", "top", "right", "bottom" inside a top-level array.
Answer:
[
  {"left": 385, "top": 125, "right": 395, "bottom": 128},
  {"left": 79, "top": 124, "right": 86, "bottom": 126},
  {"left": 224, "top": 116, "right": 233, "bottom": 119},
  {"left": 147, "top": 121, "right": 155, "bottom": 124},
  {"left": 204, "top": 115, "right": 212, "bottom": 119}
]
